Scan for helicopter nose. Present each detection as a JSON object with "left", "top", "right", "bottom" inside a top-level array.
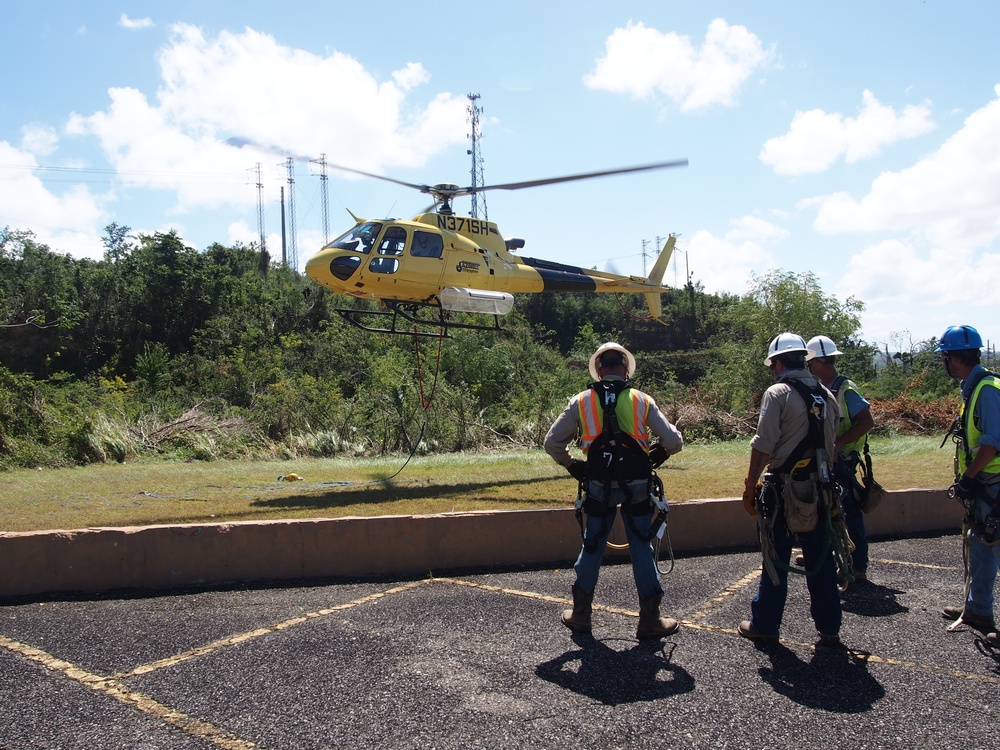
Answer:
[{"left": 305, "top": 248, "right": 361, "bottom": 288}]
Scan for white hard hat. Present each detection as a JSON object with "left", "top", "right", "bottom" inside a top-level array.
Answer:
[
  {"left": 589, "top": 342, "right": 636, "bottom": 380},
  {"left": 805, "top": 335, "right": 843, "bottom": 361},
  {"left": 764, "top": 332, "right": 808, "bottom": 366}
]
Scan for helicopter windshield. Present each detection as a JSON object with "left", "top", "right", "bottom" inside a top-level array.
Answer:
[{"left": 328, "top": 222, "right": 383, "bottom": 254}]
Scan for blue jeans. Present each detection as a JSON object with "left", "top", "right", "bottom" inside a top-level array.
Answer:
[
  {"left": 750, "top": 512, "right": 842, "bottom": 637},
  {"left": 835, "top": 457, "right": 868, "bottom": 573},
  {"left": 574, "top": 482, "right": 662, "bottom": 601},
  {"left": 965, "top": 489, "right": 1000, "bottom": 618}
]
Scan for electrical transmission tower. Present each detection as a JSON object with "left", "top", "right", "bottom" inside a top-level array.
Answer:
[
  {"left": 311, "top": 153, "right": 330, "bottom": 245},
  {"left": 254, "top": 162, "right": 266, "bottom": 253},
  {"left": 467, "top": 93, "right": 487, "bottom": 220},
  {"left": 283, "top": 157, "right": 298, "bottom": 269}
]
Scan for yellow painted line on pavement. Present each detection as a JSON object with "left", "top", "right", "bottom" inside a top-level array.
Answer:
[
  {"left": 115, "top": 579, "right": 432, "bottom": 679},
  {"left": 869, "top": 557, "right": 960, "bottom": 571},
  {"left": 686, "top": 569, "right": 762, "bottom": 622},
  {"left": 439, "top": 572, "right": 1000, "bottom": 686},
  {"left": 0, "top": 635, "right": 259, "bottom": 749}
]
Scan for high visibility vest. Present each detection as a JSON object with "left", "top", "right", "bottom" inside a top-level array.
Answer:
[
  {"left": 832, "top": 376, "right": 867, "bottom": 454},
  {"left": 577, "top": 385, "right": 652, "bottom": 455},
  {"left": 959, "top": 374, "right": 1000, "bottom": 475}
]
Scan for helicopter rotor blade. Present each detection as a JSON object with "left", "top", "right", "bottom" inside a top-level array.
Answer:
[
  {"left": 322, "top": 163, "right": 436, "bottom": 194},
  {"left": 230, "top": 136, "right": 689, "bottom": 212},
  {"left": 469, "top": 159, "right": 689, "bottom": 194},
  {"left": 224, "top": 139, "right": 438, "bottom": 194}
]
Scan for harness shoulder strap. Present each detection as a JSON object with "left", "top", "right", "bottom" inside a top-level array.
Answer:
[
  {"left": 829, "top": 375, "right": 848, "bottom": 396},
  {"left": 777, "top": 378, "right": 827, "bottom": 475}
]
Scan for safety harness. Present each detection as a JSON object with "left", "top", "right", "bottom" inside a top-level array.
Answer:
[
  {"left": 828, "top": 375, "right": 882, "bottom": 514},
  {"left": 574, "top": 380, "right": 672, "bottom": 569},
  {"left": 944, "top": 368, "right": 1000, "bottom": 546},
  {"left": 755, "top": 378, "right": 854, "bottom": 587}
]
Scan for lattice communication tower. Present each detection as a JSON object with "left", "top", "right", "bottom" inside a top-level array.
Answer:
[
  {"left": 283, "top": 157, "right": 298, "bottom": 269},
  {"left": 467, "top": 93, "right": 487, "bottom": 220}
]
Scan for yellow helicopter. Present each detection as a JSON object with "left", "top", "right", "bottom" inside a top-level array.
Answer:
[{"left": 303, "top": 160, "right": 687, "bottom": 335}]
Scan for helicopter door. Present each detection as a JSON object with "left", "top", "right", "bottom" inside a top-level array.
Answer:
[
  {"left": 366, "top": 225, "right": 406, "bottom": 275},
  {"left": 401, "top": 229, "right": 446, "bottom": 299},
  {"left": 361, "top": 226, "right": 444, "bottom": 301}
]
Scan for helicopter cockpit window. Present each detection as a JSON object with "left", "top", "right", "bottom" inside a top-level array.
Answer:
[
  {"left": 410, "top": 230, "right": 443, "bottom": 259},
  {"left": 378, "top": 226, "right": 407, "bottom": 255},
  {"left": 368, "top": 257, "right": 399, "bottom": 274},
  {"left": 328, "top": 222, "right": 382, "bottom": 254}
]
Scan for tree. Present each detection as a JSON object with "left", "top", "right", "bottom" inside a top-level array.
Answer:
[{"left": 707, "top": 270, "right": 865, "bottom": 411}]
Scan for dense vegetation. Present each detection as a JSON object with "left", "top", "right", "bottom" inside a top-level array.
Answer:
[{"left": 0, "top": 224, "right": 965, "bottom": 470}]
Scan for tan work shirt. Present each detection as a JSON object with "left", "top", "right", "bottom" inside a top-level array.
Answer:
[{"left": 750, "top": 369, "right": 839, "bottom": 472}]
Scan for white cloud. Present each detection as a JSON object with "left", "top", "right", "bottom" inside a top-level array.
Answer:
[
  {"left": 392, "top": 62, "right": 430, "bottom": 91},
  {"left": 0, "top": 142, "right": 107, "bottom": 259},
  {"left": 836, "top": 238, "right": 1000, "bottom": 343},
  {"left": 760, "top": 90, "right": 935, "bottom": 175},
  {"left": 812, "top": 85, "right": 1000, "bottom": 248},
  {"left": 66, "top": 24, "right": 469, "bottom": 217},
  {"left": 20, "top": 125, "right": 58, "bottom": 156},
  {"left": 684, "top": 215, "right": 784, "bottom": 295},
  {"left": 119, "top": 14, "right": 154, "bottom": 30},
  {"left": 583, "top": 19, "right": 772, "bottom": 112},
  {"left": 726, "top": 215, "right": 790, "bottom": 243}
]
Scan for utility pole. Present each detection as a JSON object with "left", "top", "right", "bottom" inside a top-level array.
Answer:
[
  {"left": 311, "top": 153, "right": 330, "bottom": 245},
  {"left": 467, "top": 93, "right": 487, "bottom": 220},
  {"left": 641, "top": 239, "right": 650, "bottom": 276},
  {"left": 283, "top": 157, "right": 298, "bottom": 270}
]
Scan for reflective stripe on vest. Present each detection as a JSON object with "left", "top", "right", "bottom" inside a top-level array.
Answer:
[
  {"left": 959, "top": 375, "right": 1000, "bottom": 475},
  {"left": 577, "top": 387, "right": 652, "bottom": 454}
]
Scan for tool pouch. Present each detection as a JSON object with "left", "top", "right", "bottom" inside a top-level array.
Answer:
[{"left": 782, "top": 466, "right": 819, "bottom": 533}]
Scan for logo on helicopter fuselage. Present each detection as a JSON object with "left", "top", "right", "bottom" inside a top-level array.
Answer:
[{"left": 456, "top": 261, "right": 481, "bottom": 273}]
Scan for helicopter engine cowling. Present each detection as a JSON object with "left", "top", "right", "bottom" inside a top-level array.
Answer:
[{"left": 439, "top": 287, "right": 515, "bottom": 315}]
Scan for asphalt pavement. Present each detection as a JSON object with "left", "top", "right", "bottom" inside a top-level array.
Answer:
[{"left": 1, "top": 533, "right": 998, "bottom": 750}]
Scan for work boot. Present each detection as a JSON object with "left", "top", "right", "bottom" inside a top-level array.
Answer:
[
  {"left": 636, "top": 595, "right": 680, "bottom": 639},
  {"left": 738, "top": 620, "right": 779, "bottom": 645},
  {"left": 942, "top": 605, "right": 996, "bottom": 632},
  {"left": 986, "top": 632, "right": 1000, "bottom": 648},
  {"left": 561, "top": 584, "right": 593, "bottom": 635},
  {"left": 815, "top": 632, "right": 845, "bottom": 650}
]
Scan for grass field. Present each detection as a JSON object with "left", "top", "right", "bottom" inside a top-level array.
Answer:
[{"left": 0, "top": 436, "right": 953, "bottom": 533}]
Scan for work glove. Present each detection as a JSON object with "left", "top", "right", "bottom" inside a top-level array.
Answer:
[
  {"left": 742, "top": 479, "right": 758, "bottom": 517},
  {"left": 952, "top": 475, "right": 977, "bottom": 502},
  {"left": 649, "top": 444, "right": 668, "bottom": 468},
  {"left": 567, "top": 459, "right": 587, "bottom": 483}
]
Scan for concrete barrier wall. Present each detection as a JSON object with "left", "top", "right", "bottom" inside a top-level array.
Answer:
[{"left": 0, "top": 489, "right": 962, "bottom": 598}]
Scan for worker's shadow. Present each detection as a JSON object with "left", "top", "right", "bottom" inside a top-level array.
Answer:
[
  {"left": 757, "top": 643, "right": 885, "bottom": 712},
  {"left": 535, "top": 635, "right": 694, "bottom": 705},
  {"left": 840, "top": 581, "right": 908, "bottom": 618}
]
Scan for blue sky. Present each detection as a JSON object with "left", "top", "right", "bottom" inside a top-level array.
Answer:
[{"left": 2, "top": 1, "right": 999, "bottom": 349}]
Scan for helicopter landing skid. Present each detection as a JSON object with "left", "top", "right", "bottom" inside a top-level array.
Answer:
[{"left": 334, "top": 300, "right": 505, "bottom": 338}]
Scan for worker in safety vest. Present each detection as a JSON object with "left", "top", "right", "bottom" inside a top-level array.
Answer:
[
  {"left": 806, "top": 335, "right": 875, "bottom": 582},
  {"left": 937, "top": 325, "right": 1000, "bottom": 647},
  {"left": 544, "top": 342, "right": 683, "bottom": 639}
]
